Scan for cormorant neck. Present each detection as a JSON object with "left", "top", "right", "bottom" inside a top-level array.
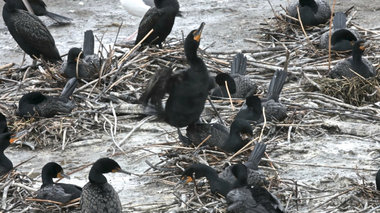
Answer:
[
  {"left": 41, "top": 171, "right": 55, "bottom": 185},
  {"left": 89, "top": 168, "right": 107, "bottom": 184},
  {"left": 352, "top": 48, "right": 363, "bottom": 63}
]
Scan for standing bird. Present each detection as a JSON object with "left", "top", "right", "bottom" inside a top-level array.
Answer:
[
  {"left": 18, "top": 78, "right": 77, "bottom": 118},
  {"left": 181, "top": 143, "right": 268, "bottom": 196},
  {"left": 236, "top": 69, "right": 288, "bottom": 123},
  {"left": 0, "top": 114, "right": 17, "bottom": 176},
  {"left": 320, "top": 12, "right": 360, "bottom": 51},
  {"left": 80, "top": 158, "right": 130, "bottom": 213},
  {"left": 36, "top": 162, "right": 82, "bottom": 203},
  {"left": 140, "top": 23, "right": 210, "bottom": 128},
  {"left": 226, "top": 164, "right": 284, "bottom": 213},
  {"left": 135, "top": 0, "right": 180, "bottom": 47},
  {"left": 211, "top": 53, "right": 257, "bottom": 99},
  {"left": 329, "top": 40, "right": 375, "bottom": 79},
  {"left": 2, "top": 0, "right": 62, "bottom": 62},
  {"left": 287, "top": 0, "right": 331, "bottom": 27},
  {"left": 11, "top": 0, "right": 72, "bottom": 25},
  {"left": 178, "top": 119, "right": 253, "bottom": 153},
  {"left": 63, "top": 30, "right": 100, "bottom": 80},
  {"left": 120, "top": 0, "right": 154, "bottom": 17}
]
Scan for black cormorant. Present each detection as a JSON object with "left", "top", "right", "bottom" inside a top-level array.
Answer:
[
  {"left": 236, "top": 69, "right": 288, "bottom": 122},
  {"left": 18, "top": 77, "right": 77, "bottom": 118},
  {"left": 287, "top": 0, "right": 331, "bottom": 26},
  {"left": 2, "top": 0, "right": 62, "bottom": 62},
  {"left": 135, "top": 0, "right": 180, "bottom": 47},
  {"left": 226, "top": 164, "right": 284, "bottom": 213},
  {"left": 211, "top": 53, "right": 257, "bottom": 98},
  {"left": 320, "top": 12, "right": 360, "bottom": 51},
  {"left": 140, "top": 23, "right": 210, "bottom": 128},
  {"left": 11, "top": 0, "right": 72, "bottom": 25},
  {"left": 36, "top": 162, "right": 82, "bottom": 203},
  {"left": 329, "top": 40, "right": 375, "bottom": 79},
  {"left": 181, "top": 143, "right": 268, "bottom": 197},
  {"left": 178, "top": 119, "right": 253, "bottom": 153},
  {"left": 80, "top": 158, "right": 129, "bottom": 213},
  {"left": 63, "top": 30, "right": 100, "bottom": 80},
  {"left": 0, "top": 114, "right": 16, "bottom": 176},
  {"left": 376, "top": 169, "right": 380, "bottom": 191}
]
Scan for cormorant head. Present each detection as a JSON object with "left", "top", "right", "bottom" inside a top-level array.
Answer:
[
  {"left": 215, "top": 73, "right": 237, "bottom": 95},
  {"left": 181, "top": 163, "right": 215, "bottom": 184},
  {"left": 299, "top": 0, "right": 317, "bottom": 9},
  {"left": 231, "top": 119, "right": 253, "bottom": 139},
  {"left": 42, "top": 162, "right": 69, "bottom": 180},
  {"left": 89, "top": 158, "right": 130, "bottom": 184},
  {"left": 352, "top": 40, "right": 366, "bottom": 54},
  {"left": 20, "top": 92, "right": 47, "bottom": 105},
  {"left": 154, "top": 0, "right": 179, "bottom": 11},
  {"left": 230, "top": 164, "right": 248, "bottom": 186},
  {"left": 0, "top": 132, "right": 16, "bottom": 151},
  {"left": 184, "top": 22, "right": 205, "bottom": 56},
  {"left": 246, "top": 95, "right": 262, "bottom": 113},
  {"left": 67, "top": 48, "right": 84, "bottom": 63}
]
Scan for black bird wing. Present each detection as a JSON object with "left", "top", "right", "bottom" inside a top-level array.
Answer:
[
  {"left": 11, "top": 10, "right": 60, "bottom": 60},
  {"left": 185, "top": 122, "right": 229, "bottom": 147},
  {"left": 135, "top": 7, "right": 162, "bottom": 44}
]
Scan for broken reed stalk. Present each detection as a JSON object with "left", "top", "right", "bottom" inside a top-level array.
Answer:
[{"left": 224, "top": 81, "right": 235, "bottom": 111}]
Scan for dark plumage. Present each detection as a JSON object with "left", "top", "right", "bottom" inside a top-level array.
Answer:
[
  {"left": 181, "top": 143, "right": 268, "bottom": 197},
  {"left": 36, "top": 162, "right": 82, "bottom": 203},
  {"left": 376, "top": 169, "right": 380, "bottom": 191},
  {"left": 211, "top": 53, "right": 257, "bottom": 98},
  {"left": 227, "top": 184, "right": 284, "bottom": 213},
  {"left": 236, "top": 69, "right": 288, "bottom": 122},
  {"left": 81, "top": 158, "right": 129, "bottom": 213},
  {"left": 11, "top": 0, "right": 72, "bottom": 25},
  {"left": 287, "top": 0, "right": 331, "bottom": 26},
  {"left": 329, "top": 40, "right": 375, "bottom": 79},
  {"left": 140, "top": 23, "right": 210, "bottom": 128},
  {"left": 135, "top": 0, "right": 180, "bottom": 47},
  {"left": 2, "top": 0, "right": 62, "bottom": 62},
  {"left": 320, "top": 12, "right": 360, "bottom": 51},
  {"left": 178, "top": 119, "right": 253, "bottom": 153},
  {"left": 63, "top": 30, "right": 100, "bottom": 80},
  {"left": 18, "top": 78, "right": 77, "bottom": 118},
  {"left": 0, "top": 114, "right": 16, "bottom": 176}
]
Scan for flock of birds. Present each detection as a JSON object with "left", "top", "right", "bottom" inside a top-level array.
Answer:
[{"left": 0, "top": 0, "right": 378, "bottom": 212}]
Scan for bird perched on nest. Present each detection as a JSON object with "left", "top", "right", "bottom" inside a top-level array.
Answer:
[
  {"left": 63, "top": 30, "right": 100, "bottom": 80},
  {"left": 140, "top": 23, "right": 210, "bottom": 128},
  {"left": 320, "top": 12, "right": 360, "bottom": 51},
  {"left": 80, "top": 158, "right": 130, "bottom": 213},
  {"left": 36, "top": 162, "right": 82, "bottom": 203},
  {"left": 236, "top": 69, "right": 288, "bottom": 123},
  {"left": 11, "top": 0, "right": 72, "bottom": 25},
  {"left": 211, "top": 53, "right": 257, "bottom": 99},
  {"left": 0, "top": 113, "right": 17, "bottom": 176},
  {"left": 178, "top": 119, "right": 253, "bottom": 153},
  {"left": 17, "top": 77, "right": 77, "bottom": 118},
  {"left": 329, "top": 40, "right": 375, "bottom": 79},
  {"left": 2, "top": 0, "right": 62, "bottom": 62},
  {"left": 120, "top": 0, "right": 154, "bottom": 17},
  {"left": 287, "top": 0, "right": 331, "bottom": 27},
  {"left": 181, "top": 143, "right": 268, "bottom": 197},
  {"left": 135, "top": 0, "right": 180, "bottom": 47},
  {"left": 226, "top": 164, "right": 284, "bottom": 213}
]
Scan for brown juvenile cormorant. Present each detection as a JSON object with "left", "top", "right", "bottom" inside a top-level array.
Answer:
[
  {"left": 178, "top": 119, "right": 253, "bottom": 153},
  {"left": 80, "top": 158, "right": 129, "bottom": 213},
  {"left": 329, "top": 40, "right": 375, "bottom": 78},
  {"left": 320, "top": 12, "right": 360, "bottom": 51},
  {"left": 135, "top": 0, "right": 180, "bottom": 47},
  {"left": 226, "top": 164, "right": 284, "bottom": 213},
  {"left": 287, "top": 0, "right": 331, "bottom": 26},
  {"left": 236, "top": 69, "right": 288, "bottom": 122},
  {"left": 2, "top": 0, "right": 62, "bottom": 62},
  {"left": 140, "top": 23, "right": 210, "bottom": 128},
  {"left": 211, "top": 53, "right": 257, "bottom": 98},
  {"left": 17, "top": 77, "right": 77, "bottom": 118},
  {"left": 11, "top": 0, "right": 72, "bottom": 25},
  {"left": 181, "top": 143, "right": 268, "bottom": 197},
  {"left": 0, "top": 114, "right": 17, "bottom": 176},
  {"left": 36, "top": 162, "right": 82, "bottom": 203},
  {"left": 63, "top": 30, "right": 100, "bottom": 80}
]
